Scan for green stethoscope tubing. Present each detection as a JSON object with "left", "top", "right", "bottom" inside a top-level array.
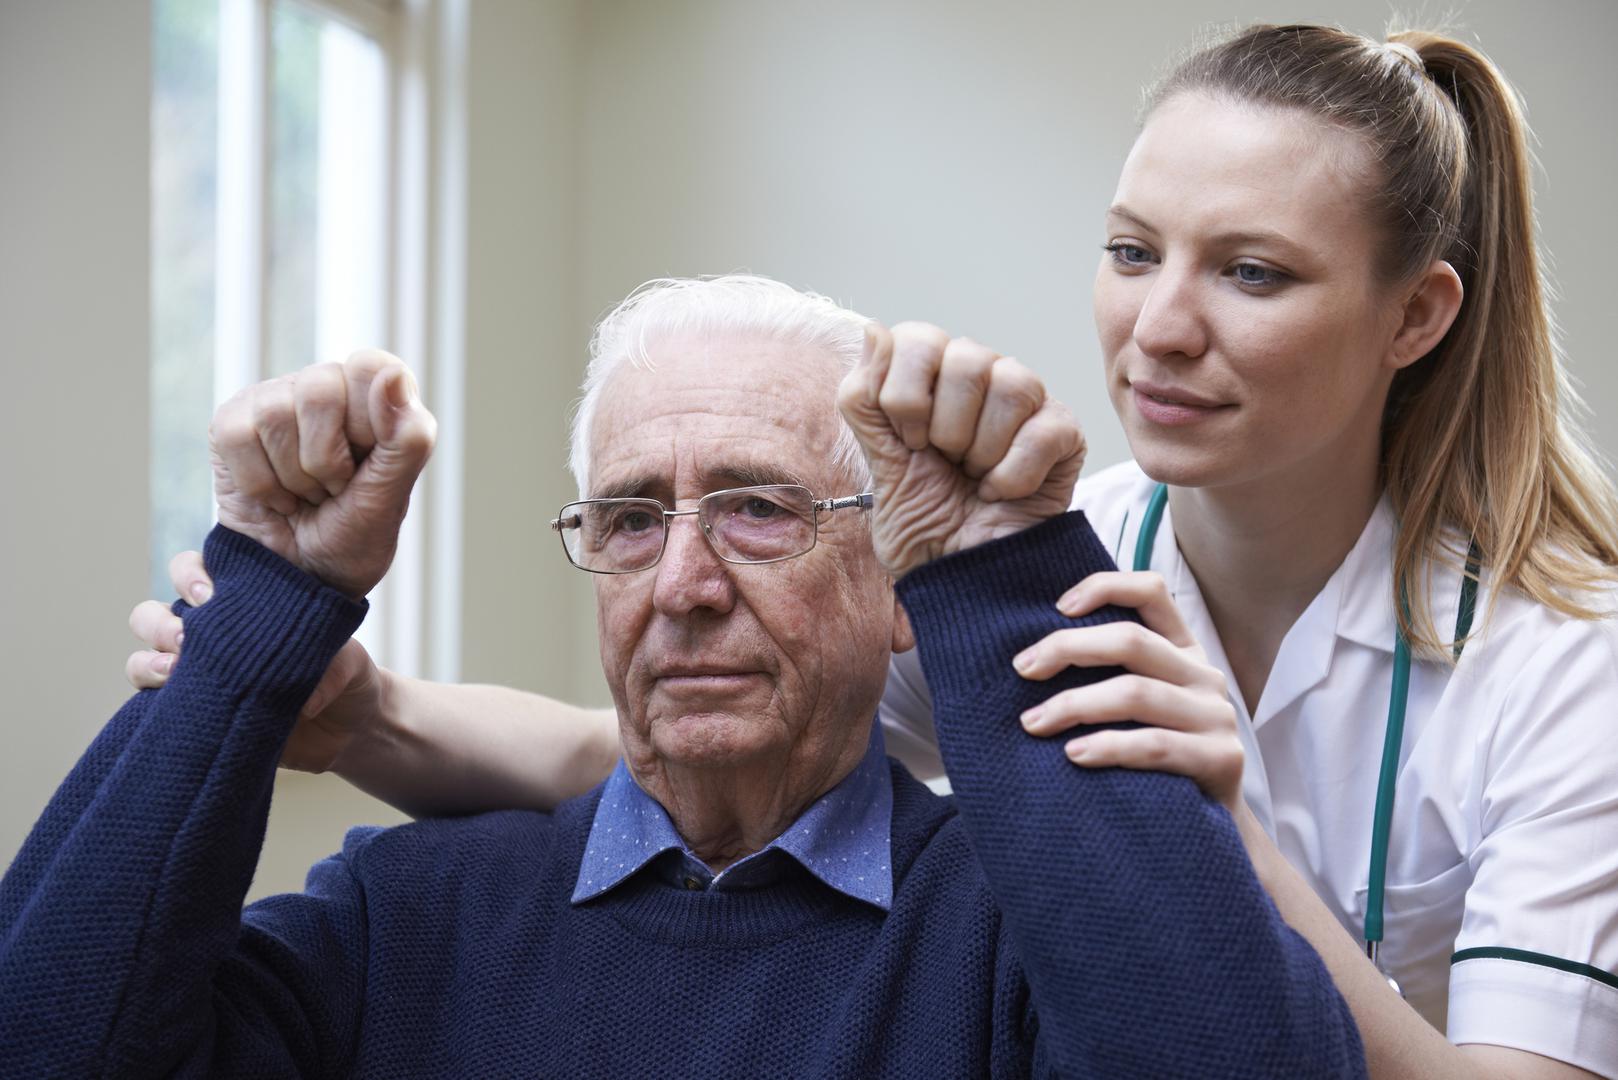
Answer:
[{"left": 1133, "top": 482, "right": 1481, "bottom": 978}]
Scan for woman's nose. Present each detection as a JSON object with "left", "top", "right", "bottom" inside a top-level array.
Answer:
[{"left": 1132, "top": 265, "right": 1209, "bottom": 361}]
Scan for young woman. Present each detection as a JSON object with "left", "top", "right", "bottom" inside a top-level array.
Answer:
[{"left": 129, "top": 24, "right": 1618, "bottom": 1080}]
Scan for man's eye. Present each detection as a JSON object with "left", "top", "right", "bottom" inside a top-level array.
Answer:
[
  {"left": 618, "top": 510, "right": 656, "bottom": 532},
  {"left": 742, "top": 497, "right": 781, "bottom": 519}
]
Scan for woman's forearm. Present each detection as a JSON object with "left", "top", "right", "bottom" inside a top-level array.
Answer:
[
  {"left": 329, "top": 674, "right": 620, "bottom": 818},
  {"left": 1232, "top": 808, "right": 1597, "bottom": 1080}
]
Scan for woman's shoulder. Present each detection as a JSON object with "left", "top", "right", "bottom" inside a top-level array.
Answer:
[
  {"left": 1445, "top": 555, "right": 1618, "bottom": 733},
  {"left": 1456, "top": 539, "right": 1618, "bottom": 657}
]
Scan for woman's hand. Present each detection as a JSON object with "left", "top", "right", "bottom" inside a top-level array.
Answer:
[
  {"left": 1013, "top": 569, "right": 1244, "bottom": 812},
  {"left": 126, "top": 550, "right": 385, "bottom": 773}
]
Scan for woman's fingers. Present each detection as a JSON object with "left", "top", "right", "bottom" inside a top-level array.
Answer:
[
  {"left": 127, "top": 600, "right": 183, "bottom": 687},
  {"left": 1015, "top": 571, "right": 1246, "bottom": 810},
  {"left": 1013, "top": 620, "right": 1217, "bottom": 688},
  {"left": 167, "top": 550, "right": 212, "bottom": 605},
  {"left": 129, "top": 599, "right": 184, "bottom": 654},
  {"left": 1021, "top": 672, "right": 1236, "bottom": 737},
  {"left": 1056, "top": 570, "right": 1196, "bottom": 648},
  {"left": 1064, "top": 726, "right": 1244, "bottom": 801},
  {"left": 125, "top": 649, "right": 176, "bottom": 690}
]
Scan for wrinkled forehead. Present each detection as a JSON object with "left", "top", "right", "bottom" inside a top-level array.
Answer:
[{"left": 587, "top": 333, "right": 847, "bottom": 499}]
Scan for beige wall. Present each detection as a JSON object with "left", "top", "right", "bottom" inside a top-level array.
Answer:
[
  {"left": 4, "top": 0, "right": 1615, "bottom": 896},
  {"left": 573, "top": 0, "right": 1618, "bottom": 482},
  {"left": 1, "top": 1, "right": 151, "bottom": 869}
]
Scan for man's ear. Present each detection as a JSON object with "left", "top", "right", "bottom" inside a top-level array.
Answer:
[
  {"left": 1388, "top": 260, "right": 1464, "bottom": 371},
  {"left": 890, "top": 591, "right": 915, "bottom": 654}
]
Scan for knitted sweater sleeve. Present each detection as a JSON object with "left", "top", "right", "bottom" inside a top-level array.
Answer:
[
  {"left": 0, "top": 526, "right": 370, "bottom": 1079},
  {"left": 896, "top": 512, "right": 1366, "bottom": 1079}
]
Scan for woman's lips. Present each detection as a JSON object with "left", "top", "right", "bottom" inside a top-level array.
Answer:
[{"left": 1130, "top": 384, "right": 1233, "bottom": 426}]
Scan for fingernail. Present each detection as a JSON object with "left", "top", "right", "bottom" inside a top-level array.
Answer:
[
  {"left": 154, "top": 653, "right": 175, "bottom": 675},
  {"left": 1066, "top": 738, "right": 1090, "bottom": 762},
  {"left": 1056, "top": 596, "right": 1081, "bottom": 616},
  {"left": 1013, "top": 648, "right": 1037, "bottom": 675},
  {"left": 1020, "top": 705, "right": 1044, "bottom": 730},
  {"left": 175, "top": 631, "right": 184, "bottom": 648},
  {"left": 190, "top": 581, "right": 213, "bottom": 605},
  {"left": 387, "top": 368, "right": 411, "bottom": 408}
]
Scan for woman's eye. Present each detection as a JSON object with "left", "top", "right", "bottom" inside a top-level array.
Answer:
[
  {"left": 1231, "top": 262, "right": 1288, "bottom": 288},
  {"left": 1103, "top": 242, "right": 1156, "bottom": 268}
]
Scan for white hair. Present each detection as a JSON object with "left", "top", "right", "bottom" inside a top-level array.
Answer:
[{"left": 569, "top": 274, "right": 873, "bottom": 497}]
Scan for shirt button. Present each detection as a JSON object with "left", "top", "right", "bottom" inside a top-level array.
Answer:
[{"left": 683, "top": 876, "right": 703, "bottom": 891}]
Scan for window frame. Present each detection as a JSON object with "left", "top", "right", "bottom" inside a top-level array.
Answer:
[{"left": 205, "top": 0, "right": 464, "bottom": 679}]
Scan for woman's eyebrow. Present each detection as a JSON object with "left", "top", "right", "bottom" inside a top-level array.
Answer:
[
  {"left": 1105, "top": 205, "right": 1155, "bottom": 232},
  {"left": 1108, "top": 205, "right": 1310, "bottom": 261},
  {"left": 1203, "top": 228, "right": 1310, "bottom": 259}
]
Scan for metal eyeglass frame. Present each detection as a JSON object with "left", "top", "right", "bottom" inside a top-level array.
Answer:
[{"left": 549, "top": 484, "right": 875, "bottom": 575}]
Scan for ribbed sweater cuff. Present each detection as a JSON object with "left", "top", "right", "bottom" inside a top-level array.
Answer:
[
  {"left": 896, "top": 511, "right": 1127, "bottom": 702},
  {"left": 178, "top": 525, "right": 368, "bottom": 703}
]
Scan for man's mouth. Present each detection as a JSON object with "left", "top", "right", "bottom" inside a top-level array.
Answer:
[{"left": 652, "top": 669, "right": 766, "bottom": 694}]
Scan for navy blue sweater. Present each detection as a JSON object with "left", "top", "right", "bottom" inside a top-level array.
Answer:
[{"left": 0, "top": 514, "right": 1364, "bottom": 1078}]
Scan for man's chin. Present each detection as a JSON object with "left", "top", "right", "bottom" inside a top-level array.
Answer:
[{"left": 647, "top": 710, "right": 781, "bottom": 769}]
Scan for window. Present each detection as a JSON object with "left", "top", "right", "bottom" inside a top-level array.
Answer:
[{"left": 151, "top": 0, "right": 457, "bottom": 678}]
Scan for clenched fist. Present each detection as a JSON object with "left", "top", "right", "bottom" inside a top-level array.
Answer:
[
  {"left": 838, "top": 322, "right": 1084, "bottom": 578},
  {"left": 210, "top": 350, "right": 436, "bottom": 597}
]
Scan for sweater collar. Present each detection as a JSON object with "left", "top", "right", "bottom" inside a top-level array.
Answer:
[{"left": 571, "top": 724, "right": 894, "bottom": 911}]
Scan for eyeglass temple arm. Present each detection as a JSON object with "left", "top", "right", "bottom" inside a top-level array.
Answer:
[{"left": 814, "top": 493, "right": 874, "bottom": 512}]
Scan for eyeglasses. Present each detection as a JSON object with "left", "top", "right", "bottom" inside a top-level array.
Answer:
[{"left": 550, "top": 484, "right": 874, "bottom": 575}]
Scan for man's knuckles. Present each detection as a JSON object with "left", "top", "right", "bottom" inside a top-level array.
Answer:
[{"left": 986, "top": 357, "right": 1045, "bottom": 414}]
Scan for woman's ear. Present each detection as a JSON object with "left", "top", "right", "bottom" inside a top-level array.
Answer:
[{"left": 1388, "top": 260, "right": 1464, "bottom": 370}]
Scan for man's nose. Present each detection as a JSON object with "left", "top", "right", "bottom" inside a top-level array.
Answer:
[
  {"left": 651, "top": 514, "right": 737, "bottom": 616},
  {"left": 1132, "top": 264, "right": 1209, "bottom": 361}
]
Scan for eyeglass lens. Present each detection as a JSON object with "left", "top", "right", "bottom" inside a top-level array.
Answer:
[{"left": 556, "top": 485, "right": 819, "bottom": 573}]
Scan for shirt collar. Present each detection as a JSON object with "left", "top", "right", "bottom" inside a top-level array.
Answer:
[
  {"left": 1333, "top": 496, "right": 1399, "bottom": 653},
  {"left": 571, "top": 724, "right": 893, "bottom": 911}
]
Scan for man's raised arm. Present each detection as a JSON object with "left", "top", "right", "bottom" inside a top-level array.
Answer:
[
  {"left": 0, "top": 355, "right": 433, "bottom": 1077},
  {"left": 839, "top": 323, "right": 1366, "bottom": 1078}
]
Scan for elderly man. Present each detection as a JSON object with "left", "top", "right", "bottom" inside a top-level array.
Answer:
[{"left": 0, "top": 277, "right": 1362, "bottom": 1078}]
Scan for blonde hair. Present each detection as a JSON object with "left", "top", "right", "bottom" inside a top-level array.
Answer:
[{"left": 1152, "top": 24, "right": 1618, "bottom": 653}]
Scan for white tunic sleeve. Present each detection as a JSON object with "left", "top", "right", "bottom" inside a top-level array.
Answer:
[
  {"left": 878, "top": 647, "right": 943, "bottom": 782},
  {"left": 1447, "top": 613, "right": 1618, "bottom": 1074}
]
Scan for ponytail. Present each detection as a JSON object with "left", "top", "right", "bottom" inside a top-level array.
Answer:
[{"left": 1384, "top": 32, "right": 1618, "bottom": 652}]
